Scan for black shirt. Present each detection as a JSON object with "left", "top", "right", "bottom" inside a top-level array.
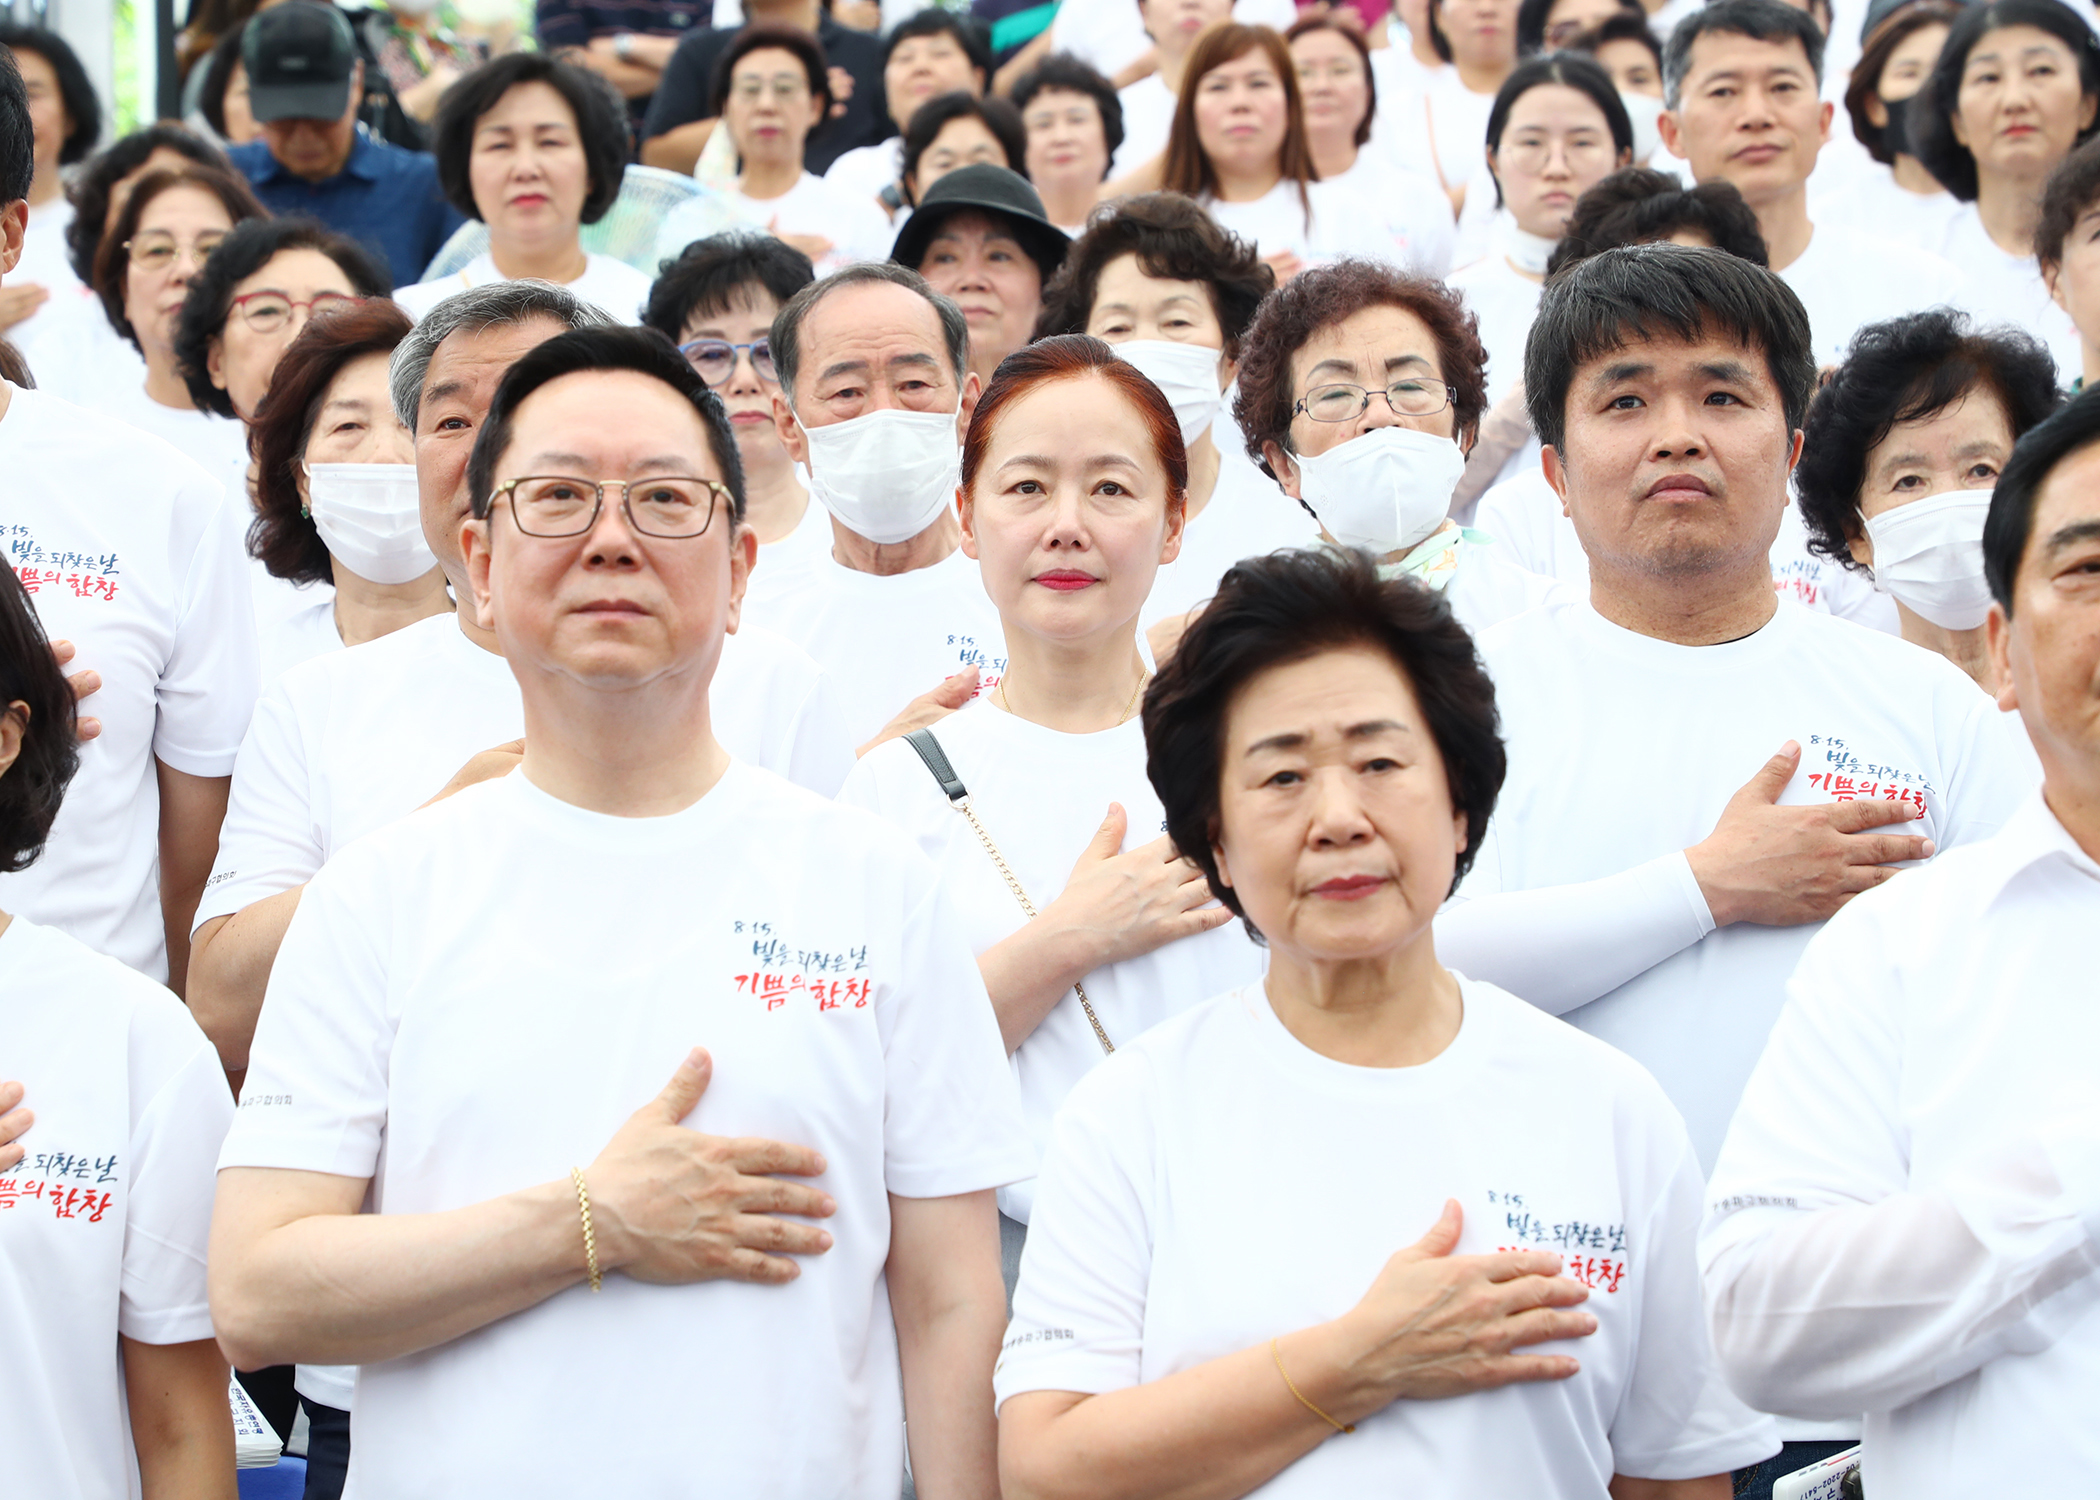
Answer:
[{"left": 641, "top": 12, "right": 886, "bottom": 176}]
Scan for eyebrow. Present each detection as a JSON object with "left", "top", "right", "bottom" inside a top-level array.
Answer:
[
  {"left": 994, "top": 451, "right": 1143, "bottom": 473},
  {"left": 520, "top": 453, "right": 698, "bottom": 473},
  {"left": 1304, "top": 353, "right": 1434, "bottom": 382},
  {"left": 1244, "top": 719, "right": 1411, "bottom": 756},
  {"left": 2042, "top": 518, "right": 2100, "bottom": 557},
  {"left": 1873, "top": 438, "right": 2004, "bottom": 475},
  {"left": 422, "top": 378, "right": 470, "bottom": 408},
  {"left": 816, "top": 350, "right": 941, "bottom": 385}
]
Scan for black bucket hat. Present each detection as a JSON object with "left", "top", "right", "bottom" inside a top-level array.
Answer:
[{"left": 889, "top": 164, "right": 1070, "bottom": 283}]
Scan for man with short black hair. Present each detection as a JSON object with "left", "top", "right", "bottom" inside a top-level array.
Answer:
[
  {"left": 225, "top": 1, "right": 465, "bottom": 286},
  {"left": 211, "top": 323, "right": 1027, "bottom": 1499},
  {"left": 1657, "top": 0, "right": 1962, "bottom": 364},
  {"left": 1703, "top": 385, "right": 2100, "bottom": 1497}
]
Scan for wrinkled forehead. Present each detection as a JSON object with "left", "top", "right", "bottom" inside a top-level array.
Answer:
[{"left": 422, "top": 316, "right": 566, "bottom": 416}]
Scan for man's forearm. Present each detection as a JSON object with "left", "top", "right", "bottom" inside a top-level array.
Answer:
[
  {"left": 211, "top": 1169, "right": 592, "bottom": 1369},
  {"left": 188, "top": 890, "right": 305, "bottom": 1076},
  {"left": 892, "top": 1191, "right": 1006, "bottom": 1500},
  {"left": 123, "top": 1336, "right": 237, "bottom": 1500}
]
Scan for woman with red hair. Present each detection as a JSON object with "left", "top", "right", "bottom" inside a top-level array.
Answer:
[{"left": 839, "top": 334, "right": 1263, "bottom": 1287}]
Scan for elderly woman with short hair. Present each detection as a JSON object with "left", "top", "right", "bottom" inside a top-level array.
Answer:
[{"left": 996, "top": 546, "right": 1776, "bottom": 1500}]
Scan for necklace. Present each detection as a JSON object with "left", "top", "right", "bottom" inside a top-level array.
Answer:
[{"left": 998, "top": 667, "right": 1149, "bottom": 727}]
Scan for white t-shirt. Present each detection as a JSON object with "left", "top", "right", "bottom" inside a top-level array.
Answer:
[
  {"left": 392, "top": 250, "right": 652, "bottom": 325},
  {"left": 1140, "top": 451, "right": 1323, "bottom": 630},
  {"left": 11, "top": 293, "right": 149, "bottom": 409},
  {"left": 1701, "top": 791, "right": 2100, "bottom": 1494},
  {"left": 1381, "top": 70, "right": 1496, "bottom": 196},
  {"left": 1200, "top": 178, "right": 1407, "bottom": 269},
  {"left": 0, "top": 915, "right": 235, "bottom": 1500},
  {"left": 218, "top": 764, "right": 1033, "bottom": 1497},
  {"left": 656, "top": 173, "right": 895, "bottom": 278},
  {"left": 751, "top": 545, "right": 1008, "bottom": 750},
  {"left": 743, "top": 488, "right": 835, "bottom": 622},
  {"left": 1776, "top": 222, "right": 1968, "bottom": 367},
  {"left": 996, "top": 978, "right": 1779, "bottom": 1491},
  {"left": 1808, "top": 166, "right": 1965, "bottom": 254},
  {"left": 100, "top": 381, "right": 255, "bottom": 484},
  {"left": 1111, "top": 74, "right": 1177, "bottom": 177},
  {"left": 1447, "top": 597, "right": 2038, "bottom": 1169},
  {"left": 1323, "top": 153, "right": 1459, "bottom": 276},
  {"left": 838, "top": 701, "right": 1264, "bottom": 1220},
  {"left": 194, "top": 611, "right": 853, "bottom": 932},
  {"left": 1475, "top": 471, "right": 1904, "bottom": 634},
  {"left": 1435, "top": 534, "right": 1567, "bottom": 636},
  {"left": 1052, "top": 0, "right": 1295, "bottom": 83},
  {"left": 1935, "top": 206, "right": 2083, "bottom": 378},
  {"left": 6, "top": 196, "right": 83, "bottom": 347},
  {"left": 260, "top": 593, "right": 344, "bottom": 691},
  {"left": 822, "top": 140, "right": 905, "bottom": 211},
  {"left": 1446, "top": 251, "right": 1543, "bottom": 404},
  {"left": 0, "top": 383, "right": 258, "bottom": 978}
]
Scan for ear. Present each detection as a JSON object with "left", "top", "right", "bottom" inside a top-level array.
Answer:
[
  {"left": 1784, "top": 426, "right": 1805, "bottom": 481},
  {"left": 1215, "top": 348, "right": 1238, "bottom": 393},
  {"left": 2083, "top": 90, "right": 2098, "bottom": 135},
  {"left": 723, "top": 520, "right": 757, "bottom": 636},
  {"left": 1816, "top": 98, "right": 1833, "bottom": 147},
  {"left": 805, "top": 91, "right": 827, "bottom": 131},
  {"left": 1541, "top": 443, "right": 1573, "bottom": 518},
  {"left": 1845, "top": 525, "right": 1873, "bottom": 571},
  {"left": 1986, "top": 599, "right": 2019, "bottom": 714},
  {"left": 207, "top": 335, "right": 230, "bottom": 392},
  {"left": 1264, "top": 439, "right": 1304, "bottom": 500},
  {"left": 0, "top": 199, "right": 24, "bottom": 280},
  {"left": 1452, "top": 806, "right": 1467, "bottom": 856},
  {"left": 2046, "top": 259, "right": 2072, "bottom": 317},
  {"left": 461, "top": 517, "right": 498, "bottom": 632},
  {"left": 956, "top": 369, "right": 982, "bottom": 438},
  {"left": 1160, "top": 488, "right": 1188, "bottom": 566},
  {"left": 295, "top": 462, "right": 312, "bottom": 517},
  {"left": 957, "top": 484, "right": 979, "bottom": 560},
  {"left": 1656, "top": 106, "right": 1686, "bottom": 162},
  {"left": 0, "top": 701, "right": 25, "bottom": 781},
  {"left": 773, "top": 389, "right": 807, "bottom": 465}
]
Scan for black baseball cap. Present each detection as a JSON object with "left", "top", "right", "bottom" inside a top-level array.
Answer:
[
  {"left": 890, "top": 165, "right": 1071, "bottom": 283},
  {"left": 243, "top": 2, "right": 359, "bottom": 124}
]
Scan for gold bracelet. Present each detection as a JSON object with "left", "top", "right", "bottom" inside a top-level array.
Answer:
[
  {"left": 1272, "top": 1337, "right": 1352, "bottom": 1434},
  {"left": 570, "top": 1167, "right": 602, "bottom": 1293}
]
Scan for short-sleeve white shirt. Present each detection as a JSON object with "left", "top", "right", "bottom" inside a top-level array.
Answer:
[
  {"left": 996, "top": 979, "right": 1779, "bottom": 1490},
  {"left": 0, "top": 383, "right": 259, "bottom": 978},
  {"left": 218, "top": 765, "right": 1032, "bottom": 1496},
  {"left": 392, "top": 252, "right": 654, "bottom": 325}
]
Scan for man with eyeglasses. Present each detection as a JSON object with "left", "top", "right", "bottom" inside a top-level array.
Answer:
[
  {"left": 0, "top": 47, "right": 259, "bottom": 989},
  {"left": 1656, "top": 0, "right": 1962, "bottom": 366},
  {"left": 211, "top": 323, "right": 1029, "bottom": 1499},
  {"left": 1438, "top": 242, "right": 2040, "bottom": 1488},
  {"left": 1231, "top": 259, "right": 1566, "bottom": 636},
  {"left": 644, "top": 232, "right": 834, "bottom": 619}
]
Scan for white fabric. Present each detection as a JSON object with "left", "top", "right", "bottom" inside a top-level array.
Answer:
[
  {"left": 1052, "top": 0, "right": 1296, "bottom": 83},
  {"left": 0, "top": 383, "right": 258, "bottom": 979},
  {"left": 1438, "top": 536, "right": 1568, "bottom": 636},
  {"left": 1448, "top": 160, "right": 1501, "bottom": 271},
  {"left": 996, "top": 978, "right": 1779, "bottom": 1489},
  {"left": 839, "top": 701, "right": 1264, "bottom": 1221},
  {"left": 1140, "top": 451, "right": 1322, "bottom": 630},
  {"left": 1381, "top": 70, "right": 1495, "bottom": 196},
  {"left": 821, "top": 140, "right": 905, "bottom": 210},
  {"left": 1111, "top": 73, "right": 1177, "bottom": 177},
  {"left": 11, "top": 293, "right": 148, "bottom": 407},
  {"left": 1446, "top": 248, "right": 1543, "bottom": 405},
  {"left": 751, "top": 545, "right": 1008, "bottom": 749},
  {"left": 655, "top": 173, "right": 895, "bottom": 278},
  {"left": 261, "top": 593, "right": 344, "bottom": 691},
  {"left": 1776, "top": 223, "right": 1968, "bottom": 367},
  {"left": 193, "top": 612, "right": 854, "bottom": 933},
  {"left": 1808, "top": 167, "right": 1965, "bottom": 254},
  {"left": 0, "top": 916, "right": 235, "bottom": 1500},
  {"left": 6, "top": 196, "right": 83, "bottom": 347},
  {"left": 1935, "top": 207, "right": 2084, "bottom": 379},
  {"left": 1200, "top": 178, "right": 1410, "bottom": 269},
  {"left": 1323, "top": 153, "right": 1459, "bottom": 276},
  {"left": 1439, "top": 596, "right": 2038, "bottom": 1168},
  {"left": 743, "top": 489, "right": 835, "bottom": 621},
  {"left": 1702, "top": 791, "right": 2100, "bottom": 1491},
  {"left": 218, "top": 764, "right": 1033, "bottom": 1497},
  {"left": 100, "top": 381, "right": 255, "bottom": 484},
  {"left": 1474, "top": 470, "right": 1906, "bottom": 636},
  {"left": 392, "top": 251, "right": 652, "bottom": 325}
]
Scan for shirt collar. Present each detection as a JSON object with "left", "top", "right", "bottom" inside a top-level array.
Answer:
[
  {"left": 259, "top": 124, "right": 379, "bottom": 186},
  {"left": 1980, "top": 787, "right": 2100, "bottom": 907}
]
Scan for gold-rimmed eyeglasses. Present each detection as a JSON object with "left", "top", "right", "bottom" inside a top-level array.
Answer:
[{"left": 489, "top": 475, "right": 732, "bottom": 538}]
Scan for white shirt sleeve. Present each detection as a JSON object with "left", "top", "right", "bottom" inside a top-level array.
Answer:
[
  {"left": 878, "top": 871, "right": 1034, "bottom": 1199},
  {"left": 191, "top": 682, "right": 321, "bottom": 933},
  {"left": 1700, "top": 906, "right": 2100, "bottom": 1420},
  {"left": 153, "top": 475, "right": 260, "bottom": 776},
  {"left": 993, "top": 1053, "right": 1158, "bottom": 1405},
  {"left": 1934, "top": 694, "right": 2043, "bottom": 852},
  {"left": 121, "top": 1013, "right": 238, "bottom": 1344},
  {"left": 1436, "top": 844, "right": 1716, "bottom": 1016},
  {"left": 216, "top": 842, "right": 396, "bottom": 1181},
  {"left": 780, "top": 663, "right": 856, "bottom": 800}
]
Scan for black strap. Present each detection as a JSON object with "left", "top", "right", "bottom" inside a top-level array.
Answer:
[{"left": 903, "top": 728, "right": 969, "bottom": 804}]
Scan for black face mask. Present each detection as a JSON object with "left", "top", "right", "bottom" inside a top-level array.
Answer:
[{"left": 1881, "top": 93, "right": 1914, "bottom": 158}]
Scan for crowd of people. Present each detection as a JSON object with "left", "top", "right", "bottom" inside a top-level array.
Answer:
[{"left": 0, "top": 0, "right": 2096, "bottom": 1494}]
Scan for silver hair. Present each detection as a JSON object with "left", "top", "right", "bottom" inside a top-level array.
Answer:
[
  {"left": 769, "top": 261, "right": 971, "bottom": 410},
  {"left": 389, "top": 279, "right": 617, "bottom": 428}
]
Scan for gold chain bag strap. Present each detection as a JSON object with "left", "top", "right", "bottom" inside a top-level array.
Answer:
[{"left": 903, "top": 728, "right": 1114, "bottom": 1055}]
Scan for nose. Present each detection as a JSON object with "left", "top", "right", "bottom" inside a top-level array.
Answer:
[
  {"left": 1649, "top": 399, "right": 1707, "bottom": 460},
  {"left": 582, "top": 485, "right": 645, "bottom": 567},
  {"left": 725, "top": 346, "right": 765, "bottom": 395},
  {"left": 1306, "top": 766, "right": 1374, "bottom": 847},
  {"left": 954, "top": 253, "right": 993, "bottom": 293}
]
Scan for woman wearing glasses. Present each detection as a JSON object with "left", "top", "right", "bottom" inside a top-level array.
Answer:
[
  {"left": 242, "top": 299, "right": 450, "bottom": 688},
  {"left": 88, "top": 160, "right": 264, "bottom": 476},
  {"left": 395, "top": 52, "right": 651, "bottom": 324},
  {"left": 643, "top": 232, "right": 829, "bottom": 618},
  {"left": 1233, "top": 260, "right": 1561, "bottom": 634},
  {"left": 653, "top": 27, "right": 894, "bottom": 279}
]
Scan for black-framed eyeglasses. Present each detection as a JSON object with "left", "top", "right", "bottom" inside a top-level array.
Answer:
[
  {"left": 679, "top": 338, "right": 777, "bottom": 387},
  {"left": 489, "top": 475, "right": 731, "bottom": 538},
  {"left": 229, "top": 289, "right": 363, "bottom": 333},
  {"left": 1293, "top": 378, "right": 1455, "bottom": 423}
]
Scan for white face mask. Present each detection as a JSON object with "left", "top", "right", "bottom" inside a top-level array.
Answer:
[
  {"left": 1291, "top": 425, "right": 1467, "bottom": 555},
  {"left": 798, "top": 406, "right": 961, "bottom": 546},
  {"left": 1863, "top": 487, "right": 1995, "bottom": 630},
  {"left": 1113, "top": 340, "right": 1222, "bottom": 446},
  {"left": 1620, "top": 89, "right": 1664, "bottom": 163},
  {"left": 304, "top": 462, "right": 437, "bottom": 585}
]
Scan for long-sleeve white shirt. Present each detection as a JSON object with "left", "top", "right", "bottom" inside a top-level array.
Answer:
[{"left": 1699, "top": 790, "right": 2100, "bottom": 1494}]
